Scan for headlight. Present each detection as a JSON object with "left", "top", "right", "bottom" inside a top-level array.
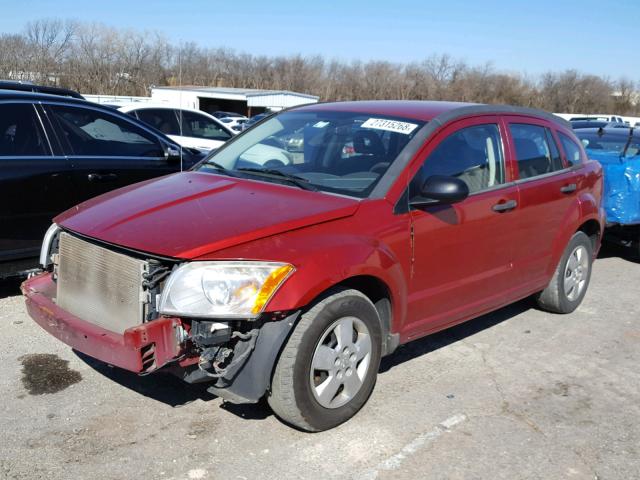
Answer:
[{"left": 158, "top": 261, "right": 294, "bottom": 318}]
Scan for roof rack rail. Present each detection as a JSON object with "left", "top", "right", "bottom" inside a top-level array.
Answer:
[{"left": 0, "top": 81, "right": 84, "bottom": 99}]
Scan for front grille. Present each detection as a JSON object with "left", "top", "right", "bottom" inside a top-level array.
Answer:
[{"left": 56, "top": 232, "right": 149, "bottom": 333}]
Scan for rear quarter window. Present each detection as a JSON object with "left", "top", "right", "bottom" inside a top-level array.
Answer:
[{"left": 558, "top": 132, "right": 583, "bottom": 166}]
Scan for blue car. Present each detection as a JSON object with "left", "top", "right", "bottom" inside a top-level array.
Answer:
[{"left": 575, "top": 127, "right": 640, "bottom": 255}]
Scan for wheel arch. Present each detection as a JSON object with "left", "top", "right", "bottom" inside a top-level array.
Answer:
[
  {"left": 577, "top": 218, "right": 602, "bottom": 253},
  {"left": 546, "top": 194, "right": 603, "bottom": 278},
  {"left": 264, "top": 234, "right": 408, "bottom": 352},
  {"left": 323, "top": 274, "right": 399, "bottom": 356}
]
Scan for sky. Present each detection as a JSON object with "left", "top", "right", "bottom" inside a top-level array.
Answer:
[{"left": 1, "top": 0, "right": 639, "bottom": 79}]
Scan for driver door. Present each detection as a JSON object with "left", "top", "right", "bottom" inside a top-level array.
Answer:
[{"left": 403, "top": 116, "right": 520, "bottom": 337}]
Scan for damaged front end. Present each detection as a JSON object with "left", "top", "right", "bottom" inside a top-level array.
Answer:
[
  {"left": 24, "top": 225, "right": 299, "bottom": 404},
  {"left": 176, "top": 313, "right": 298, "bottom": 403}
]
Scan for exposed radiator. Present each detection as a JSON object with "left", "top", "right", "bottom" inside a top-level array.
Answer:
[{"left": 56, "top": 232, "right": 149, "bottom": 333}]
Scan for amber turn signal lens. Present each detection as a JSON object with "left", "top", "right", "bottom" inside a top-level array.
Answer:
[{"left": 252, "top": 264, "right": 295, "bottom": 314}]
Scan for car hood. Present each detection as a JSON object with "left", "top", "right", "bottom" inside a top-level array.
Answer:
[{"left": 55, "top": 172, "right": 360, "bottom": 259}]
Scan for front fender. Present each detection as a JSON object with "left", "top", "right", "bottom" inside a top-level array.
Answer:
[
  {"left": 195, "top": 198, "right": 411, "bottom": 333},
  {"left": 265, "top": 234, "right": 408, "bottom": 333}
]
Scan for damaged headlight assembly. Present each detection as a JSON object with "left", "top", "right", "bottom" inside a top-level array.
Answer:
[{"left": 158, "top": 261, "right": 294, "bottom": 319}]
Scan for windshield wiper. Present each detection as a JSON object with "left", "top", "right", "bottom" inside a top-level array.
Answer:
[
  {"left": 236, "top": 167, "right": 318, "bottom": 191},
  {"left": 202, "top": 160, "right": 239, "bottom": 177},
  {"left": 622, "top": 126, "right": 635, "bottom": 157},
  {"left": 204, "top": 160, "right": 229, "bottom": 171}
]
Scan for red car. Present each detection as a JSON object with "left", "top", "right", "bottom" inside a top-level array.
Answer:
[{"left": 23, "top": 101, "right": 604, "bottom": 431}]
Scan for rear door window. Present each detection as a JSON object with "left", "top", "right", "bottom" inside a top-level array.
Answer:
[
  {"left": 509, "top": 124, "right": 564, "bottom": 179},
  {"left": 135, "top": 108, "right": 181, "bottom": 136},
  {"left": 177, "top": 110, "right": 232, "bottom": 141},
  {"left": 49, "top": 105, "right": 164, "bottom": 157},
  {"left": 0, "top": 103, "right": 50, "bottom": 156},
  {"left": 558, "top": 132, "right": 583, "bottom": 166},
  {"left": 414, "top": 124, "right": 505, "bottom": 194}
]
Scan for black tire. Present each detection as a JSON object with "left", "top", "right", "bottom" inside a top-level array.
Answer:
[
  {"left": 536, "top": 231, "right": 594, "bottom": 314},
  {"left": 268, "top": 288, "right": 382, "bottom": 432}
]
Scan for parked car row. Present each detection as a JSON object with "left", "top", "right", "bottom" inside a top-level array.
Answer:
[
  {"left": 22, "top": 99, "right": 604, "bottom": 431},
  {"left": 118, "top": 104, "right": 234, "bottom": 152},
  {"left": 0, "top": 88, "right": 205, "bottom": 278},
  {"left": 1, "top": 86, "right": 321, "bottom": 278},
  {"left": 570, "top": 115, "right": 628, "bottom": 125},
  {"left": 213, "top": 111, "right": 249, "bottom": 132},
  {"left": 571, "top": 119, "right": 632, "bottom": 130}
]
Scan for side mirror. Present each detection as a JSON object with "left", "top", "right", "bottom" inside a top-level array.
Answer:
[
  {"left": 165, "top": 144, "right": 182, "bottom": 162},
  {"left": 410, "top": 175, "right": 469, "bottom": 207}
]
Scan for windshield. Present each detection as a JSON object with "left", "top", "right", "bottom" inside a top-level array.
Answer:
[
  {"left": 196, "top": 110, "right": 425, "bottom": 197},
  {"left": 575, "top": 130, "right": 640, "bottom": 157}
]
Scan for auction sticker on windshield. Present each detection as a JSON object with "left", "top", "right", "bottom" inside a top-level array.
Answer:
[{"left": 361, "top": 118, "right": 418, "bottom": 135}]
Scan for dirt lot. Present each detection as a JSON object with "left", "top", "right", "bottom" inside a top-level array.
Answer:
[{"left": 1, "top": 247, "right": 639, "bottom": 480}]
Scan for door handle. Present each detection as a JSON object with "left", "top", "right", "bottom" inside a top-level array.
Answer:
[
  {"left": 492, "top": 199, "right": 518, "bottom": 212},
  {"left": 88, "top": 173, "right": 118, "bottom": 182},
  {"left": 560, "top": 183, "right": 577, "bottom": 194}
]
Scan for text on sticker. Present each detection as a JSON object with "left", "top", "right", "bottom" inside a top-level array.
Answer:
[{"left": 361, "top": 118, "right": 418, "bottom": 135}]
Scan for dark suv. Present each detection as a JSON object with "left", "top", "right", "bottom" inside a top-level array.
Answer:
[{"left": 0, "top": 90, "right": 203, "bottom": 278}]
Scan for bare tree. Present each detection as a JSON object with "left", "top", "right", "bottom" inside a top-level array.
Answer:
[
  {"left": 24, "top": 18, "right": 76, "bottom": 84},
  {"left": 3, "top": 18, "right": 638, "bottom": 115}
]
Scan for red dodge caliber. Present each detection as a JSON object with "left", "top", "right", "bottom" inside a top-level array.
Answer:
[{"left": 23, "top": 101, "right": 604, "bottom": 431}]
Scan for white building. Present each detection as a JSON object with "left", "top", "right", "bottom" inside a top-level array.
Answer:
[{"left": 150, "top": 86, "right": 319, "bottom": 116}]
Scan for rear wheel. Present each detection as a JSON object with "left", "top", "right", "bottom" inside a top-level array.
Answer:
[
  {"left": 268, "top": 289, "right": 382, "bottom": 432},
  {"left": 536, "top": 231, "right": 593, "bottom": 314}
]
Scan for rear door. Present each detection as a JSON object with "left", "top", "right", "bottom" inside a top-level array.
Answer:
[
  {"left": 0, "top": 101, "right": 78, "bottom": 263},
  {"left": 404, "top": 116, "right": 520, "bottom": 336},
  {"left": 504, "top": 117, "right": 583, "bottom": 293},
  {"left": 44, "top": 103, "right": 176, "bottom": 201}
]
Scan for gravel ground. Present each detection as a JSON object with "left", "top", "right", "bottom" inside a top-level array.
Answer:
[{"left": 0, "top": 246, "right": 638, "bottom": 480}]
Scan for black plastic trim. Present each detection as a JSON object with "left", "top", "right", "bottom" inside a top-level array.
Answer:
[{"left": 205, "top": 311, "right": 301, "bottom": 404}]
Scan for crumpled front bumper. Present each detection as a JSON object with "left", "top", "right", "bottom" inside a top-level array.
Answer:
[{"left": 22, "top": 272, "right": 183, "bottom": 373}]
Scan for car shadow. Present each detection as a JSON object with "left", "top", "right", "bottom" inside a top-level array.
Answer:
[
  {"left": 379, "top": 298, "right": 533, "bottom": 373},
  {"left": 73, "top": 350, "right": 216, "bottom": 407},
  {"left": 75, "top": 349, "right": 275, "bottom": 420},
  {"left": 75, "top": 348, "right": 276, "bottom": 420},
  {"left": 597, "top": 240, "right": 639, "bottom": 263},
  {"left": 0, "top": 277, "right": 23, "bottom": 300},
  {"left": 73, "top": 298, "right": 534, "bottom": 422},
  {"left": 219, "top": 397, "right": 273, "bottom": 420}
]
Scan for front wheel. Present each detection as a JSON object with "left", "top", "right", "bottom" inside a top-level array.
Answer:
[
  {"left": 268, "top": 289, "right": 382, "bottom": 431},
  {"left": 536, "top": 231, "right": 594, "bottom": 314}
]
